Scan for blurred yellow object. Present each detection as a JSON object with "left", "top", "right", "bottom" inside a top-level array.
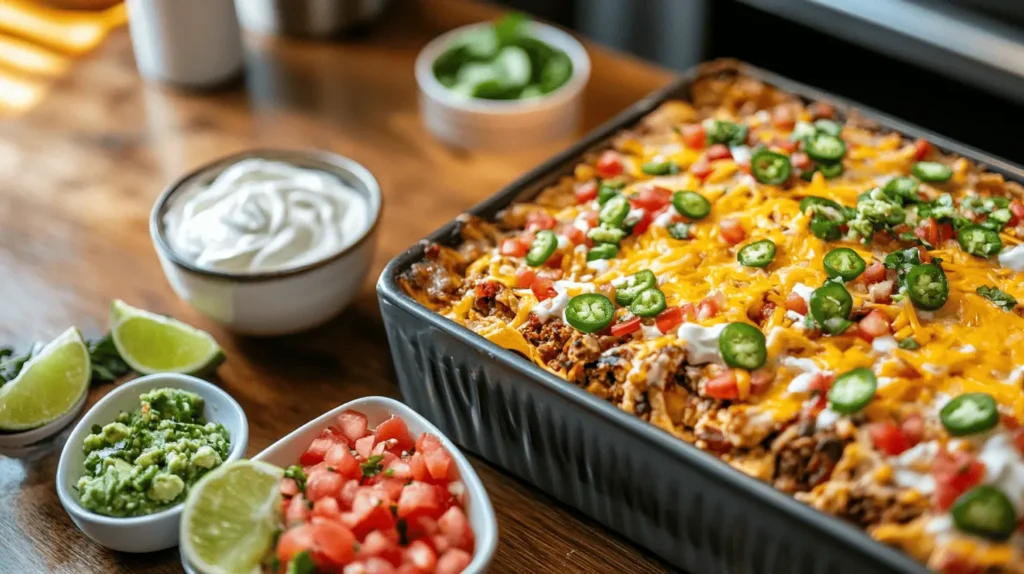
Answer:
[
  {"left": 0, "top": 34, "right": 68, "bottom": 77},
  {"left": 0, "top": 0, "right": 125, "bottom": 55},
  {"left": 0, "top": 67, "right": 46, "bottom": 113}
]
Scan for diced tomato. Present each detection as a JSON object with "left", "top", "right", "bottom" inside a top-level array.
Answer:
[
  {"left": 398, "top": 481, "right": 442, "bottom": 519},
  {"left": 280, "top": 478, "right": 300, "bottom": 498},
  {"left": 347, "top": 557, "right": 399, "bottom": 574},
  {"left": 324, "top": 444, "right": 361, "bottom": 480},
  {"left": 705, "top": 370, "right": 739, "bottom": 400},
  {"left": 1011, "top": 428, "right": 1024, "bottom": 454},
  {"left": 681, "top": 124, "right": 706, "bottom": 149},
  {"left": 869, "top": 421, "right": 911, "bottom": 456},
  {"left": 525, "top": 210, "right": 557, "bottom": 232},
  {"left": 679, "top": 302, "right": 697, "bottom": 322},
  {"left": 355, "top": 435, "right": 376, "bottom": 460},
  {"left": 431, "top": 534, "right": 452, "bottom": 555},
  {"left": 690, "top": 159, "right": 712, "bottom": 180},
  {"left": 385, "top": 459, "right": 414, "bottom": 481},
  {"left": 499, "top": 238, "right": 528, "bottom": 257},
  {"left": 408, "top": 452, "right": 430, "bottom": 482},
  {"left": 313, "top": 497, "right": 342, "bottom": 520},
  {"left": 808, "top": 102, "right": 835, "bottom": 120},
  {"left": 696, "top": 293, "right": 724, "bottom": 320},
  {"left": 574, "top": 181, "right": 598, "bottom": 204},
  {"left": 772, "top": 106, "right": 796, "bottom": 130},
  {"left": 416, "top": 433, "right": 443, "bottom": 454},
  {"left": 634, "top": 186, "right": 673, "bottom": 211},
  {"left": 286, "top": 493, "right": 310, "bottom": 525},
  {"left": 610, "top": 316, "right": 642, "bottom": 337},
  {"left": 376, "top": 417, "right": 415, "bottom": 453},
  {"left": 775, "top": 139, "right": 798, "bottom": 153},
  {"left": 913, "top": 138, "right": 932, "bottom": 161},
  {"left": 937, "top": 221, "right": 955, "bottom": 243},
  {"left": 629, "top": 209, "right": 653, "bottom": 236},
  {"left": 915, "top": 245, "right": 932, "bottom": 263},
  {"left": 514, "top": 268, "right": 535, "bottom": 289},
  {"left": 868, "top": 280, "right": 894, "bottom": 304},
  {"left": 349, "top": 488, "right": 397, "bottom": 536},
  {"left": 755, "top": 301, "right": 777, "bottom": 323},
  {"left": 595, "top": 150, "right": 624, "bottom": 178},
  {"left": 901, "top": 413, "right": 925, "bottom": 447},
  {"left": 790, "top": 151, "right": 811, "bottom": 171},
  {"left": 339, "top": 479, "right": 361, "bottom": 508},
  {"left": 561, "top": 225, "right": 588, "bottom": 246},
  {"left": 405, "top": 540, "right": 438, "bottom": 572},
  {"left": 423, "top": 448, "right": 454, "bottom": 482},
  {"left": 706, "top": 144, "right": 732, "bottom": 162},
  {"left": 437, "top": 506, "right": 474, "bottom": 552},
  {"left": 862, "top": 261, "right": 887, "bottom": 284},
  {"left": 784, "top": 292, "right": 808, "bottom": 315},
  {"left": 372, "top": 477, "right": 407, "bottom": 503},
  {"left": 857, "top": 310, "right": 890, "bottom": 341},
  {"left": 719, "top": 218, "right": 745, "bottom": 245},
  {"left": 1010, "top": 200, "right": 1024, "bottom": 226},
  {"left": 750, "top": 369, "right": 775, "bottom": 395},
  {"left": 310, "top": 518, "right": 357, "bottom": 566},
  {"left": 530, "top": 275, "right": 557, "bottom": 302},
  {"left": 655, "top": 306, "right": 683, "bottom": 333},
  {"left": 435, "top": 550, "right": 473, "bottom": 574},
  {"left": 933, "top": 449, "right": 985, "bottom": 511},
  {"left": 300, "top": 438, "right": 334, "bottom": 466},
  {"left": 277, "top": 523, "right": 316, "bottom": 565},
  {"left": 358, "top": 530, "right": 403, "bottom": 567},
  {"left": 915, "top": 217, "right": 939, "bottom": 246},
  {"left": 307, "top": 469, "right": 345, "bottom": 502},
  {"left": 807, "top": 372, "right": 834, "bottom": 394},
  {"left": 934, "top": 552, "right": 984, "bottom": 574},
  {"left": 336, "top": 410, "right": 370, "bottom": 446}
]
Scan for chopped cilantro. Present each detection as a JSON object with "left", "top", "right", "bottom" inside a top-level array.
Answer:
[
  {"left": 286, "top": 551, "right": 317, "bottom": 574},
  {"left": 360, "top": 454, "right": 385, "bottom": 478},
  {"left": 384, "top": 468, "right": 396, "bottom": 478},
  {"left": 898, "top": 338, "right": 920, "bottom": 350},
  {"left": 977, "top": 286, "right": 1017, "bottom": 311},
  {"left": 284, "top": 465, "right": 307, "bottom": 494}
]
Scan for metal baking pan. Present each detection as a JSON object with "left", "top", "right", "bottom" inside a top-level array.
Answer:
[{"left": 376, "top": 59, "right": 1024, "bottom": 574}]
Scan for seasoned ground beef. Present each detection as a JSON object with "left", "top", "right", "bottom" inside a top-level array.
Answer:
[
  {"left": 519, "top": 317, "right": 575, "bottom": 368},
  {"left": 771, "top": 424, "right": 847, "bottom": 493}
]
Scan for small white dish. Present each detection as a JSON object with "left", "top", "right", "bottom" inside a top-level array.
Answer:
[
  {"left": 0, "top": 390, "right": 87, "bottom": 451},
  {"left": 415, "top": 20, "right": 591, "bottom": 151},
  {"left": 150, "top": 149, "right": 383, "bottom": 336},
  {"left": 181, "top": 396, "right": 498, "bottom": 574},
  {"left": 56, "top": 373, "right": 248, "bottom": 553}
]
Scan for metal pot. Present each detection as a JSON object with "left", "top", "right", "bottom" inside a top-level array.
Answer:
[{"left": 234, "top": 0, "right": 391, "bottom": 38}]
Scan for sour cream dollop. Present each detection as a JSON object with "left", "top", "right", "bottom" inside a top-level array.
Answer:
[{"left": 163, "top": 158, "right": 369, "bottom": 273}]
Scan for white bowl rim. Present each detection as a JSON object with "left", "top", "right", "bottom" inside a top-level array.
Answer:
[
  {"left": 415, "top": 20, "right": 591, "bottom": 115},
  {"left": 251, "top": 395, "right": 499, "bottom": 573},
  {"left": 149, "top": 148, "right": 384, "bottom": 283},
  {"left": 56, "top": 373, "right": 249, "bottom": 528}
]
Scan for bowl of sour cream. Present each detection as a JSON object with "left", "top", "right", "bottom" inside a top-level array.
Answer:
[{"left": 150, "top": 150, "right": 382, "bottom": 335}]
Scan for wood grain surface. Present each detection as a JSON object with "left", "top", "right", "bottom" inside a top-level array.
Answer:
[{"left": 0, "top": 1, "right": 675, "bottom": 572}]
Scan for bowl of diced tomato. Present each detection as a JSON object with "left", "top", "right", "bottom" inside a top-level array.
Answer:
[{"left": 182, "top": 396, "right": 497, "bottom": 574}]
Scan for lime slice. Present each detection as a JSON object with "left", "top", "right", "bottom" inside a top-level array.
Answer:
[
  {"left": 181, "top": 460, "right": 284, "bottom": 574},
  {"left": 110, "top": 300, "right": 223, "bottom": 375},
  {"left": 0, "top": 327, "right": 90, "bottom": 431}
]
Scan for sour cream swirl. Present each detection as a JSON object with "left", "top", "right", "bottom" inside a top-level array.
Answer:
[{"left": 163, "top": 158, "right": 368, "bottom": 273}]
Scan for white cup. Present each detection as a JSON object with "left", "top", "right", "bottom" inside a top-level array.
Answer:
[{"left": 126, "top": 0, "right": 245, "bottom": 88}]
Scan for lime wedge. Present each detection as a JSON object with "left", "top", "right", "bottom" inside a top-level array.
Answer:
[
  {"left": 110, "top": 300, "right": 223, "bottom": 375},
  {"left": 181, "top": 460, "right": 283, "bottom": 574},
  {"left": 0, "top": 327, "right": 90, "bottom": 431}
]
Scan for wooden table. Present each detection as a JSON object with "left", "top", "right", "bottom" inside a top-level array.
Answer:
[{"left": 0, "top": 1, "right": 675, "bottom": 572}]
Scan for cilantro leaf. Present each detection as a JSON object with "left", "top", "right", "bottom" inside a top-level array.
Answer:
[
  {"left": 898, "top": 338, "right": 920, "bottom": 350},
  {"left": 88, "top": 334, "right": 130, "bottom": 382},
  {"left": 360, "top": 454, "right": 385, "bottom": 478},
  {"left": 284, "top": 465, "right": 307, "bottom": 494},
  {"left": 286, "top": 551, "right": 317, "bottom": 574},
  {"left": 977, "top": 285, "right": 1017, "bottom": 311}
]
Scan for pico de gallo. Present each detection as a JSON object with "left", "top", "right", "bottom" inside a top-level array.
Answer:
[{"left": 267, "top": 411, "right": 475, "bottom": 574}]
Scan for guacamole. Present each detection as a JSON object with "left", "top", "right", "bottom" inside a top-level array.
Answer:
[{"left": 76, "top": 388, "right": 230, "bottom": 517}]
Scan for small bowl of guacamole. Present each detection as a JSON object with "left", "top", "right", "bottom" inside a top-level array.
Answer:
[
  {"left": 56, "top": 374, "right": 248, "bottom": 553},
  {"left": 415, "top": 13, "right": 591, "bottom": 150}
]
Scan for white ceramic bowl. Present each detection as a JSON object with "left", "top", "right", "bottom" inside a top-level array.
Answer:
[
  {"left": 415, "top": 21, "right": 591, "bottom": 151},
  {"left": 150, "top": 149, "right": 383, "bottom": 336},
  {"left": 180, "top": 396, "right": 498, "bottom": 574},
  {"left": 56, "top": 374, "right": 249, "bottom": 553}
]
